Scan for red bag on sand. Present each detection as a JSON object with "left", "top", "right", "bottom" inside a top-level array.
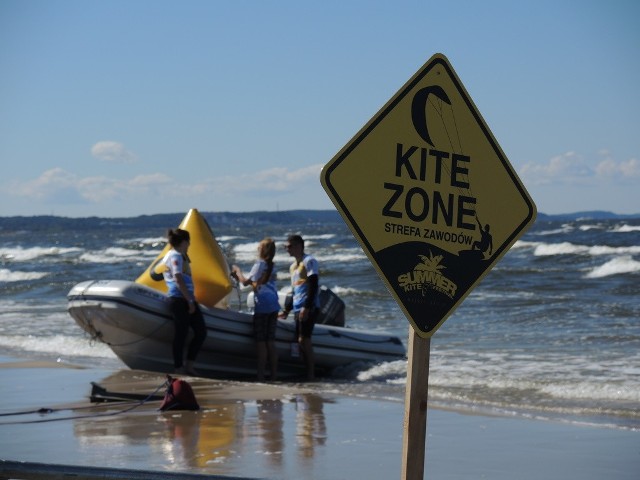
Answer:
[{"left": 159, "top": 376, "right": 200, "bottom": 411}]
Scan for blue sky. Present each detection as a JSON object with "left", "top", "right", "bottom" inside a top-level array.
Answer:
[{"left": 1, "top": 0, "right": 638, "bottom": 217}]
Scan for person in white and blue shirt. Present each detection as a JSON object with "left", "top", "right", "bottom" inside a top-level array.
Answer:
[
  {"left": 278, "top": 234, "right": 319, "bottom": 380},
  {"left": 232, "top": 237, "right": 280, "bottom": 381},
  {"left": 163, "top": 228, "right": 206, "bottom": 375}
]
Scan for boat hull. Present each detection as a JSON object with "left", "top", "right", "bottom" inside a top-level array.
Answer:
[{"left": 67, "top": 280, "right": 406, "bottom": 379}]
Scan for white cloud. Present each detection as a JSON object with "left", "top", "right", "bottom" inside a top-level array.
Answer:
[
  {"left": 8, "top": 168, "right": 79, "bottom": 200},
  {"left": 198, "top": 164, "right": 324, "bottom": 197},
  {"left": 75, "top": 174, "right": 172, "bottom": 202},
  {"left": 3, "top": 164, "right": 323, "bottom": 206},
  {"left": 6, "top": 169, "right": 172, "bottom": 204},
  {"left": 520, "top": 151, "right": 639, "bottom": 185},
  {"left": 91, "top": 141, "right": 138, "bottom": 163},
  {"left": 594, "top": 151, "right": 639, "bottom": 179},
  {"left": 520, "top": 152, "right": 591, "bottom": 185}
]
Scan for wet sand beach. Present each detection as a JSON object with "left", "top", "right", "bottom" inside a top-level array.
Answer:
[{"left": 0, "top": 358, "right": 638, "bottom": 480}]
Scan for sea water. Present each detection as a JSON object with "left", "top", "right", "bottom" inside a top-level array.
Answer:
[{"left": 1, "top": 213, "right": 638, "bottom": 430}]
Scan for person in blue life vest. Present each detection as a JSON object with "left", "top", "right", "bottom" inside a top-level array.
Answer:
[
  {"left": 278, "top": 234, "right": 320, "bottom": 381},
  {"left": 163, "top": 228, "right": 207, "bottom": 376},
  {"left": 231, "top": 237, "right": 280, "bottom": 381}
]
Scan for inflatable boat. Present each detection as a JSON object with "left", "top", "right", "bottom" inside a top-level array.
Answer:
[
  {"left": 68, "top": 279, "right": 405, "bottom": 379},
  {"left": 67, "top": 209, "right": 405, "bottom": 379}
]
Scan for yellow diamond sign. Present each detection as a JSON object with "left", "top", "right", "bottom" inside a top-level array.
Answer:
[{"left": 321, "top": 53, "right": 536, "bottom": 338}]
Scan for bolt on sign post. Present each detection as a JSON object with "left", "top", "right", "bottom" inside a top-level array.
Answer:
[{"left": 320, "top": 53, "right": 536, "bottom": 479}]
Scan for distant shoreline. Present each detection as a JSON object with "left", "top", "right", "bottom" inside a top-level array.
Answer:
[{"left": 1, "top": 209, "right": 639, "bottom": 228}]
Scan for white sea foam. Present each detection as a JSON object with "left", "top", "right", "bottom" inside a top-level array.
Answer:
[
  {"left": 232, "top": 243, "right": 366, "bottom": 265},
  {"left": 592, "top": 245, "right": 640, "bottom": 255},
  {"left": 0, "top": 268, "right": 48, "bottom": 282},
  {"left": 0, "top": 246, "right": 83, "bottom": 262},
  {"left": 0, "top": 308, "right": 88, "bottom": 338},
  {"left": 356, "top": 359, "right": 407, "bottom": 383},
  {"left": 428, "top": 373, "right": 640, "bottom": 410},
  {"left": 533, "top": 242, "right": 585, "bottom": 256},
  {"left": 217, "top": 235, "right": 244, "bottom": 242},
  {"left": 117, "top": 236, "right": 166, "bottom": 247},
  {"left": 511, "top": 240, "right": 541, "bottom": 249},
  {"left": 0, "top": 334, "right": 117, "bottom": 359},
  {"left": 427, "top": 348, "right": 640, "bottom": 404},
  {"left": 232, "top": 238, "right": 292, "bottom": 264},
  {"left": 534, "top": 242, "right": 640, "bottom": 257},
  {"left": 540, "top": 381, "right": 640, "bottom": 402},
  {"left": 585, "top": 256, "right": 640, "bottom": 278},
  {"left": 80, "top": 247, "right": 158, "bottom": 264},
  {"left": 232, "top": 241, "right": 261, "bottom": 263},
  {"left": 314, "top": 250, "right": 367, "bottom": 263},
  {"left": 578, "top": 224, "right": 604, "bottom": 231},
  {"left": 0, "top": 299, "right": 63, "bottom": 312},
  {"left": 536, "top": 225, "right": 575, "bottom": 235},
  {"left": 304, "top": 234, "right": 336, "bottom": 241},
  {"left": 468, "top": 288, "right": 535, "bottom": 301},
  {"left": 329, "top": 286, "right": 364, "bottom": 296},
  {"left": 612, "top": 224, "right": 640, "bottom": 233}
]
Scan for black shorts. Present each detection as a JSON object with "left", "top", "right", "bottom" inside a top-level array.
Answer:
[
  {"left": 294, "top": 308, "right": 318, "bottom": 339},
  {"left": 253, "top": 312, "right": 278, "bottom": 341}
]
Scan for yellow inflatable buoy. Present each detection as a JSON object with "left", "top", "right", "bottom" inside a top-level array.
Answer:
[{"left": 135, "top": 209, "right": 233, "bottom": 308}]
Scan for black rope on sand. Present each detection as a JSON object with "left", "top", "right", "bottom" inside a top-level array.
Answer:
[{"left": 0, "top": 379, "right": 169, "bottom": 425}]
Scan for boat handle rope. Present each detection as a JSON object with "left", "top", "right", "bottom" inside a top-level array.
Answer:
[
  {"left": 100, "top": 319, "right": 172, "bottom": 348},
  {"left": 323, "top": 329, "right": 404, "bottom": 345},
  {"left": 86, "top": 316, "right": 172, "bottom": 348}
]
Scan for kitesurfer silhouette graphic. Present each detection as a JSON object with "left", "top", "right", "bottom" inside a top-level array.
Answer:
[{"left": 472, "top": 215, "right": 493, "bottom": 257}]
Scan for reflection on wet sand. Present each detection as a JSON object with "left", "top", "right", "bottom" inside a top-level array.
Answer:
[
  {"left": 73, "top": 402, "right": 244, "bottom": 472},
  {"left": 160, "top": 404, "right": 244, "bottom": 469},
  {"left": 255, "top": 399, "right": 284, "bottom": 467},
  {"left": 71, "top": 372, "right": 333, "bottom": 476},
  {"left": 294, "top": 394, "right": 327, "bottom": 462}
]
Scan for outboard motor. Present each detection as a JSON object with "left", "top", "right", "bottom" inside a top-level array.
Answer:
[
  {"left": 317, "top": 286, "right": 346, "bottom": 327},
  {"left": 284, "top": 286, "right": 345, "bottom": 327}
]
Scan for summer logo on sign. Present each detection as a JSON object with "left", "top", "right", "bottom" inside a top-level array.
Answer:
[{"left": 398, "top": 252, "right": 457, "bottom": 299}]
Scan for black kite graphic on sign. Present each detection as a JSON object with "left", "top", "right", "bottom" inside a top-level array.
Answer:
[{"left": 411, "top": 85, "right": 451, "bottom": 147}]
